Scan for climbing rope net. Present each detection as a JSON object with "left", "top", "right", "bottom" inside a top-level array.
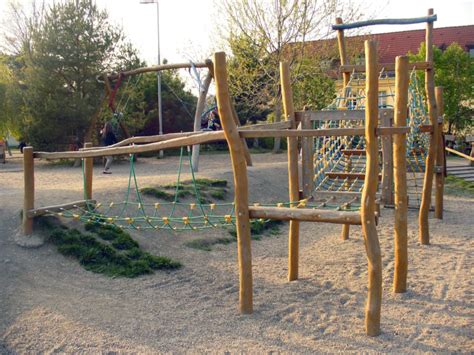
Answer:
[
  {"left": 312, "top": 68, "right": 430, "bottom": 205},
  {"left": 45, "top": 145, "right": 362, "bottom": 231}
]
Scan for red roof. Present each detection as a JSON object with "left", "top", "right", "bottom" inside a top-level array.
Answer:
[{"left": 371, "top": 25, "right": 474, "bottom": 63}]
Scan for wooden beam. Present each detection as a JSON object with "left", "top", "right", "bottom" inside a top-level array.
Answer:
[
  {"left": 27, "top": 200, "right": 97, "bottom": 218},
  {"left": 445, "top": 147, "right": 474, "bottom": 162},
  {"left": 419, "top": 8, "right": 438, "bottom": 245},
  {"left": 280, "top": 61, "right": 300, "bottom": 282},
  {"left": 213, "top": 52, "right": 253, "bottom": 314},
  {"left": 434, "top": 86, "right": 445, "bottom": 219},
  {"left": 325, "top": 172, "right": 382, "bottom": 181},
  {"left": 105, "top": 60, "right": 212, "bottom": 80},
  {"left": 295, "top": 109, "right": 393, "bottom": 122},
  {"left": 335, "top": 17, "right": 350, "bottom": 88},
  {"left": 393, "top": 55, "right": 409, "bottom": 294},
  {"left": 23, "top": 147, "right": 34, "bottom": 235},
  {"left": 241, "top": 121, "right": 292, "bottom": 130},
  {"left": 35, "top": 127, "right": 411, "bottom": 161},
  {"left": 301, "top": 114, "right": 314, "bottom": 198},
  {"left": 248, "top": 206, "right": 362, "bottom": 225},
  {"left": 340, "top": 61, "right": 432, "bottom": 73},
  {"left": 361, "top": 40, "right": 382, "bottom": 337},
  {"left": 380, "top": 110, "right": 394, "bottom": 205}
]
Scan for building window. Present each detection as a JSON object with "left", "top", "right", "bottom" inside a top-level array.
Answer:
[{"left": 469, "top": 48, "right": 474, "bottom": 58}]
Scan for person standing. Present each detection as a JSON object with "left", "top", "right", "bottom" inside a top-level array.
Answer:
[{"left": 101, "top": 121, "right": 117, "bottom": 174}]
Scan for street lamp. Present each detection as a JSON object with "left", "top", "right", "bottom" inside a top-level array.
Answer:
[{"left": 140, "top": 0, "right": 163, "bottom": 158}]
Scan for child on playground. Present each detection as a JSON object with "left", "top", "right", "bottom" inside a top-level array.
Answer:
[{"left": 100, "top": 121, "right": 117, "bottom": 174}]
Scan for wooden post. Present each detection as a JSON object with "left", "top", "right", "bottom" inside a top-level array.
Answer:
[
  {"left": 280, "top": 62, "right": 300, "bottom": 282},
  {"left": 341, "top": 224, "right": 350, "bottom": 240},
  {"left": 23, "top": 146, "right": 35, "bottom": 235},
  {"left": 361, "top": 40, "right": 382, "bottom": 336},
  {"left": 84, "top": 142, "right": 93, "bottom": 200},
  {"left": 419, "top": 8, "right": 438, "bottom": 245},
  {"left": 213, "top": 52, "right": 253, "bottom": 314},
  {"left": 191, "top": 70, "right": 213, "bottom": 172},
  {"left": 434, "top": 86, "right": 444, "bottom": 219},
  {"left": 393, "top": 56, "right": 409, "bottom": 293},
  {"left": 301, "top": 113, "right": 314, "bottom": 198},
  {"left": 381, "top": 111, "right": 394, "bottom": 205},
  {"left": 335, "top": 18, "right": 351, "bottom": 88}
]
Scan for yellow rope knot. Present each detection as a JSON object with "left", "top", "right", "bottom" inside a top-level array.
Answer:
[
  {"left": 277, "top": 203, "right": 284, "bottom": 208},
  {"left": 162, "top": 217, "right": 169, "bottom": 225},
  {"left": 154, "top": 203, "right": 160, "bottom": 209},
  {"left": 72, "top": 214, "right": 80, "bottom": 220},
  {"left": 297, "top": 199, "right": 307, "bottom": 208},
  {"left": 210, "top": 203, "right": 216, "bottom": 210},
  {"left": 125, "top": 217, "right": 134, "bottom": 224},
  {"left": 137, "top": 203, "right": 142, "bottom": 209},
  {"left": 182, "top": 217, "right": 190, "bottom": 225},
  {"left": 189, "top": 203, "right": 196, "bottom": 210},
  {"left": 109, "top": 202, "right": 114, "bottom": 208},
  {"left": 203, "top": 215, "right": 209, "bottom": 225},
  {"left": 107, "top": 217, "right": 114, "bottom": 223},
  {"left": 224, "top": 215, "right": 232, "bottom": 223}
]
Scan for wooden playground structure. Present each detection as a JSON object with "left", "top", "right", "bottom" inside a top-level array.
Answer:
[{"left": 20, "top": 11, "right": 446, "bottom": 337}]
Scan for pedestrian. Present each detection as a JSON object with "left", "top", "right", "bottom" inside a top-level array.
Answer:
[{"left": 100, "top": 121, "right": 117, "bottom": 174}]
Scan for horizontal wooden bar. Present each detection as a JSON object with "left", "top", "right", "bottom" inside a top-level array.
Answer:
[
  {"left": 295, "top": 109, "right": 393, "bottom": 122},
  {"left": 34, "top": 126, "right": 410, "bottom": 160},
  {"left": 332, "top": 14, "right": 437, "bottom": 30},
  {"left": 313, "top": 190, "right": 382, "bottom": 198},
  {"left": 419, "top": 124, "right": 434, "bottom": 133},
  {"left": 105, "top": 60, "right": 212, "bottom": 80},
  {"left": 340, "top": 61, "right": 432, "bottom": 73},
  {"left": 241, "top": 121, "right": 292, "bottom": 130},
  {"left": 445, "top": 147, "right": 474, "bottom": 162},
  {"left": 325, "top": 172, "right": 382, "bottom": 181},
  {"left": 341, "top": 149, "right": 383, "bottom": 156},
  {"left": 27, "top": 200, "right": 96, "bottom": 218},
  {"left": 35, "top": 131, "right": 226, "bottom": 160},
  {"left": 83, "top": 132, "right": 201, "bottom": 150},
  {"left": 248, "top": 206, "right": 362, "bottom": 225}
]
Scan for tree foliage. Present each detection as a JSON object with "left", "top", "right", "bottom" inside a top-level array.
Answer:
[
  {"left": 409, "top": 43, "right": 474, "bottom": 134},
  {"left": 219, "top": 0, "right": 360, "bottom": 149}
]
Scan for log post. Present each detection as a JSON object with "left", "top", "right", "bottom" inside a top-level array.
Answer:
[
  {"left": 213, "top": 52, "right": 253, "bottom": 314},
  {"left": 434, "top": 86, "right": 444, "bottom": 219},
  {"left": 393, "top": 56, "right": 409, "bottom": 293},
  {"left": 381, "top": 111, "right": 394, "bottom": 205},
  {"left": 335, "top": 18, "right": 351, "bottom": 89},
  {"left": 419, "top": 8, "right": 438, "bottom": 245},
  {"left": 301, "top": 113, "right": 314, "bottom": 198},
  {"left": 341, "top": 224, "right": 350, "bottom": 240},
  {"left": 280, "top": 61, "right": 300, "bottom": 281},
  {"left": 84, "top": 142, "right": 93, "bottom": 200},
  {"left": 361, "top": 40, "right": 382, "bottom": 336},
  {"left": 23, "top": 146, "right": 35, "bottom": 235},
  {"left": 191, "top": 70, "right": 213, "bottom": 172}
]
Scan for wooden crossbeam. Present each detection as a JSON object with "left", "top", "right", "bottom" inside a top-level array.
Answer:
[
  {"left": 295, "top": 109, "right": 393, "bottom": 122},
  {"left": 325, "top": 172, "right": 382, "bottom": 181},
  {"left": 248, "top": 206, "right": 362, "bottom": 225},
  {"left": 27, "top": 200, "right": 96, "bottom": 218},
  {"left": 339, "top": 61, "right": 432, "bottom": 73}
]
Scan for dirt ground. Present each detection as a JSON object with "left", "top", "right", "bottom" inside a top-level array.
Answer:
[{"left": 0, "top": 151, "right": 473, "bottom": 353}]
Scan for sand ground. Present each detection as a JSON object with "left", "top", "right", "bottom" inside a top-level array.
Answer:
[{"left": 0, "top": 152, "right": 472, "bottom": 353}]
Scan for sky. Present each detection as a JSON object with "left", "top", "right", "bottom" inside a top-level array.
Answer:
[{"left": 0, "top": 0, "right": 472, "bottom": 65}]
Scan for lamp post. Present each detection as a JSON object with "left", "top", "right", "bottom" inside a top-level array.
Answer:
[{"left": 140, "top": 0, "right": 164, "bottom": 158}]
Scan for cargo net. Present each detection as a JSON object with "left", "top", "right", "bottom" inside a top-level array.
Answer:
[{"left": 312, "top": 69, "right": 430, "bottom": 207}]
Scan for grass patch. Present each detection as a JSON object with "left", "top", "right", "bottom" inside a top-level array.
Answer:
[
  {"left": 39, "top": 218, "right": 181, "bottom": 278},
  {"left": 445, "top": 175, "right": 474, "bottom": 196},
  {"left": 141, "top": 178, "right": 228, "bottom": 203},
  {"left": 187, "top": 219, "right": 284, "bottom": 251}
]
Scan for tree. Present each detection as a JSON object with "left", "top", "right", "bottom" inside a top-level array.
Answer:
[
  {"left": 4, "top": 0, "right": 141, "bottom": 150},
  {"left": 219, "top": 0, "right": 362, "bottom": 151},
  {"left": 409, "top": 43, "right": 474, "bottom": 134}
]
